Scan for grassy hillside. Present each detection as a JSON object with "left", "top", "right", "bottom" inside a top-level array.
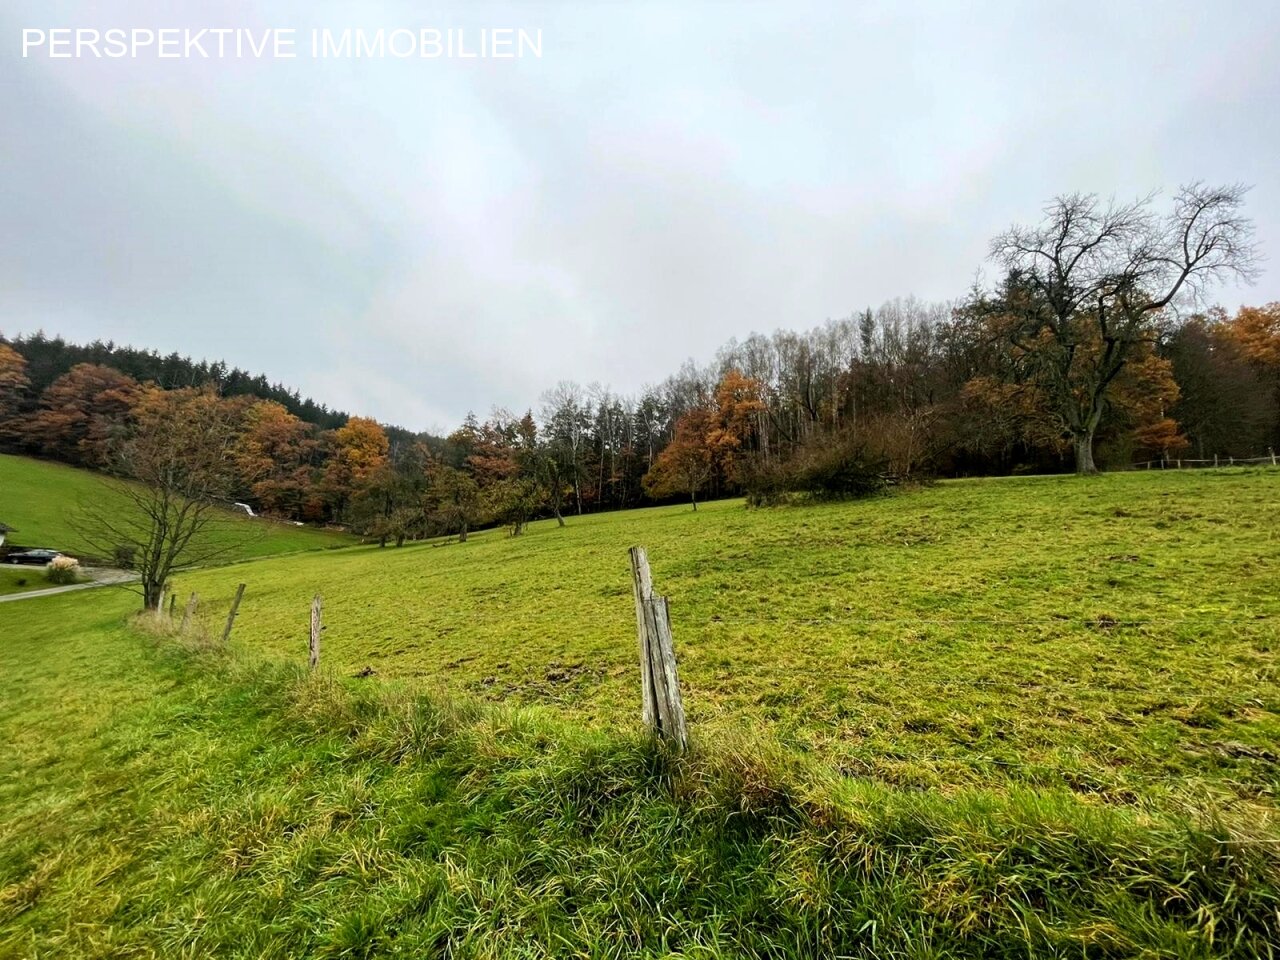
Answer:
[
  {"left": 1, "top": 589, "right": 1277, "bottom": 958},
  {"left": 0, "top": 453, "right": 354, "bottom": 560},
  {"left": 167, "top": 468, "right": 1280, "bottom": 816},
  {"left": 0, "top": 567, "right": 51, "bottom": 596}
]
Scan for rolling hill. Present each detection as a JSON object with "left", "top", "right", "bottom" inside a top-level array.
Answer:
[{"left": 0, "top": 453, "right": 355, "bottom": 560}]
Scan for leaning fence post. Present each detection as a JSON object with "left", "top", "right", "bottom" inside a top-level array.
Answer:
[
  {"left": 629, "top": 547, "right": 688, "bottom": 751},
  {"left": 309, "top": 594, "right": 323, "bottom": 671},
  {"left": 181, "top": 592, "right": 198, "bottom": 631},
  {"left": 168, "top": 592, "right": 176, "bottom": 618},
  {"left": 221, "top": 583, "right": 246, "bottom": 644},
  {"left": 629, "top": 547, "right": 657, "bottom": 728},
  {"left": 647, "top": 595, "right": 689, "bottom": 750},
  {"left": 1270, "top": 448, "right": 1277, "bottom": 467}
]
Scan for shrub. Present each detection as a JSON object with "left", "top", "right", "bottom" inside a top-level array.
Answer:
[
  {"left": 794, "top": 438, "right": 890, "bottom": 500},
  {"left": 45, "top": 555, "right": 82, "bottom": 585},
  {"left": 113, "top": 544, "right": 137, "bottom": 569},
  {"left": 743, "top": 433, "right": 890, "bottom": 506},
  {"left": 740, "top": 457, "right": 792, "bottom": 507}
]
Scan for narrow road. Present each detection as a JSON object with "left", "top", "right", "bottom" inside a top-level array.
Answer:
[{"left": 0, "top": 567, "right": 137, "bottom": 603}]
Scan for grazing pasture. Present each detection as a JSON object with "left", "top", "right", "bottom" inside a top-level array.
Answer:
[
  {"left": 163, "top": 468, "right": 1280, "bottom": 813},
  {"left": 2, "top": 468, "right": 1278, "bottom": 957}
]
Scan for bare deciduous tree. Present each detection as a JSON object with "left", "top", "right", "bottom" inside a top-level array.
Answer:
[
  {"left": 73, "top": 387, "right": 253, "bottom": 610},
  {"left": 986, "top": 183, "right": 1258, "bottom": 474}
]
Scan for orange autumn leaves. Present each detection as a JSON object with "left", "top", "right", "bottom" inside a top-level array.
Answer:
[
  {"left": 643, "top": 370, "right": 765, "bottom": 505},
  {"left": 0, "top": 358, "right": 395, "bottom": 523},
  {"left": 1224, "top": 303, "right": 1280, "bottom": 369}
]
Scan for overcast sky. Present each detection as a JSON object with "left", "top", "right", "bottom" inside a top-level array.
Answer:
[{"left": 3, "top": 1, "right": 1278, "bottom": 433}]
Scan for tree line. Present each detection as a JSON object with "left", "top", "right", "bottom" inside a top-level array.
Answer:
[
  {"left": 1, "top": 183, "right": 1277, "bottom": 545},
  {"left": 7, "top": 332, "right": 354, "bottom": 431}
]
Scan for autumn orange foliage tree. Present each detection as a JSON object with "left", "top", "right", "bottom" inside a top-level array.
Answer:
[
  {"left": 1224, "top": 303, "right": 1280, "bottom": 368},
  {"left": 705, "top": 370, "right": 767, "bottom": 483},
  {"left": 235, "top": 401, "right": 319, "bottom": 517},
  {"left": 322, "top": 416, "right": 390, "bottom": 516},
  {"left": 642, "top": 370, "right": 764, "bottom": 509},
  {"left": 19, "top": 363, "right": 142, "bottom": 468},
  {"left": 642, "top": 409, "right": 714, "bottom": 510},
  {"left": 0, "top": 345, "right": 29, "bottom": 437}
]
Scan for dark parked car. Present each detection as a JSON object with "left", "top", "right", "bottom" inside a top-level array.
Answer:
[{"left": 6, "top": 549, "right": 63, "bottom": 565}]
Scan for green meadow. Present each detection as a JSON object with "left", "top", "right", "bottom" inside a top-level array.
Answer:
[
  {"left": 0, "top": 453, "right": 355, "bottom": 559},
  {"left": 163, "top": 468, "right": 1280, "bottom": 812},
  {"left": 2, "top": 467, "right": 1278, "bottom": 956},
  {"left": 0, "top": 567, "right": 49, "bottom": 596}
]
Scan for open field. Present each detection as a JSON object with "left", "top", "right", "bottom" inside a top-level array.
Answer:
[
  {"left": 2, "top": 468, "right": 1278, "bottom": 956},
  {"left": 0, "top": 453, "right": 356, "bottom": 559},
  {"left": 148, "top": 468, "right": 1280, "bottom": 816},
  {"left": 2, "top": 586, "right": 1278, "bottom": 957}
]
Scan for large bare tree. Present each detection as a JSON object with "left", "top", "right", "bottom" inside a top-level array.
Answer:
[
  {"left": 987, "top": 183, "right": 1258, "bottom": 473},
  {"left": 74, "top": 387, "right": 253, "bottom": 610}
]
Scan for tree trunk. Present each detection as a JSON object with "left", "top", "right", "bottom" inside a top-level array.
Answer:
[
  {"left": 458, "top": 522, "right": 468, "bottom": 544},
  {"left": 1074, "top": 432, "right": 1099, "bottom": 475},
  {"left": 690, "top": 486, "right": 698, "bottom": 511},
  {"left": 555, "top": 506, "right": 565, "bottom": 527}
]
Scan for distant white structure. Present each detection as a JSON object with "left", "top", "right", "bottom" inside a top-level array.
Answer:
[
  {"left": 232, "top": 502, "right": 256, "bottom": 517},
  {"left": 0, "top": 522, "right": 13, "bottom": 548}
]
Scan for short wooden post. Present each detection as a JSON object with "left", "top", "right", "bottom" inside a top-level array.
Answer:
[
  {"left": 1270, "top": 448, "right": 1276, "bottom": 467},
  {"left": 181, "top": 592, "right": 198, "bottom": 631},
  {"left": 168, "top": 593, "right": 176, "bottom": 618},
  {"left": 1214, "top": 454, "right": 1219, "bottom": 467},
  {"left": 156, "top": 583, "right": 167, "bottom": 619},
  {"left": 1229, "top": 456, "right": 1234, "bottom": 466},
  {"left": 220, "top": 583, "right": 246, "bottom": 644},
  {"left": 629, "top": 547, "right": 688, "bottom": 751},
  {"left": 309, "top": 594, "right": 322, "bottom": 671},
  {"left": 1176, "top": 459, "right": 1182, "bottom": 469}
]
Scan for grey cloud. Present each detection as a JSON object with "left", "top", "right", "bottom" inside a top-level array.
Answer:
[{"left": 3, "top": 0, "right": 1277, "bottom": 431}]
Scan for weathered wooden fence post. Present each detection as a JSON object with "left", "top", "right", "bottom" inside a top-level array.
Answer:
[
  {"left": 629, "top": 547, "right": 688, "bottom": 751},
  {"left": 1214, "top": 454, "right": 1219, "bottom": 467},
  {"left": 1271, "top": 448, "right": 1277, "bottom": 467},
  {"left": 309, "top": 594, "right": 323, "bottom": 671},
  {"left": 629, "top": 546, "right": 657, "bottom": 728},
  {"left": 220, "top": 583, "right": 246, "bottom": 644},
  {"left": 181, "top": 592, "right": 198, "bottom": 631}
]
